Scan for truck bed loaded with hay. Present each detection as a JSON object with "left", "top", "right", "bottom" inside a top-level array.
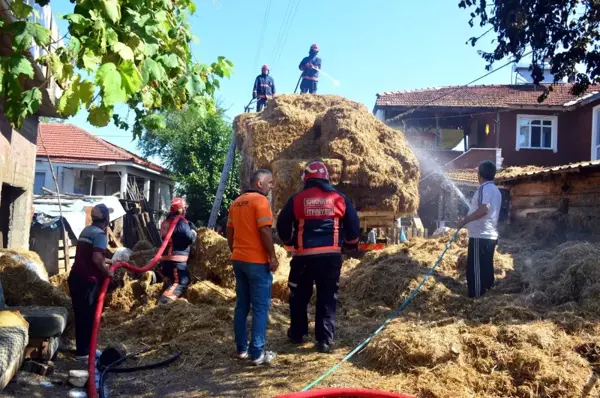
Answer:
[{"left": 233, "top": 94, "right": 422, "bottom": 244}]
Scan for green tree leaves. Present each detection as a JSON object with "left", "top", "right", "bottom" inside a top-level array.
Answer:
[
  {"left": 460, "top": 0, "right": 600, "bottom": 98},
  {"left": 138, "top": 106, "right": 240, "bottom": 224},
  {"left": 0, "top": 0, "right": 233, "bottom": 131},
  {"left": 96, "top": 62, "right": 127, "bottom": 106}
]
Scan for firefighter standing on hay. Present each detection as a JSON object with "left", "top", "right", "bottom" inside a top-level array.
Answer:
[
  {"left": 158, "top": 197, "right": 197, "bottom": 303},
  {"left": 276, "top": 161, "right": 360, "bottom": 353},
  {"left": 253, "top": 64, "right": 276, "bottom": 112},
  {"left": 298, "top": 44, "right": 321, "bottom": 94}
]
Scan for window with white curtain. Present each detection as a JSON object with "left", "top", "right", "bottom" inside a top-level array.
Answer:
[{"left": 515, "top": 115, "right": 558, "bottom": 152}]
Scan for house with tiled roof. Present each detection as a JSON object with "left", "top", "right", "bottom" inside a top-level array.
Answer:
[
  {"left": 35, "top": 123, "right": 174, "bottom": 215},
  {"left": 374, "top": 81, "right": 600, "bottom": 234},
  {"left": 374, "top": 83, "right": 600, "bottom": 168}
]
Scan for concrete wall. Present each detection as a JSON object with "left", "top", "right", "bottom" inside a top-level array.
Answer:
[{"left": 0, "top": 111, "right": 39, "bottom": 249}]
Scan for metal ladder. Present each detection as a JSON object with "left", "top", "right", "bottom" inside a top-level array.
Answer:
[
  {"left": 207, "top": 134, "right": 236, "bottom": 229},
  {"left": 207, "top": 99, "right": 256, "bottom": 229}
]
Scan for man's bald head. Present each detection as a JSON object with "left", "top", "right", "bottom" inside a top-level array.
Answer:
[{"left": 250, "top": 169, "right": 273, "bottom": 196}]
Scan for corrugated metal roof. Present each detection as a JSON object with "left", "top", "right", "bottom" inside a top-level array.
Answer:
[
  {"left": 33, "top": 195, "right": 126, "bottom": 238},
  {"left": 495, "top": 161, "right": 600, "bottom": 182}
]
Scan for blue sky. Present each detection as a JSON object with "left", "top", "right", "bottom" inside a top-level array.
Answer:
[{"left": 50, "top": 0, "right": 512, "bottom": 157}]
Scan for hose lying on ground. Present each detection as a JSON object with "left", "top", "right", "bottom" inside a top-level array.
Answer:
[{"left": 98, "top": 347, "right": 182, "bottom": 398}]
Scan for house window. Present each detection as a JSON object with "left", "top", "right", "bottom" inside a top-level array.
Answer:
[
  {"left": 34, "top": 172, "right": 45, "bottom": 195},
  {"left": 592, "top": 105, "right": 600, "bottom": 160},
  {"left": 515, "top": 115, "right": 558, "bottom": 152}
]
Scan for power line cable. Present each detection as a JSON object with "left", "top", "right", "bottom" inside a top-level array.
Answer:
[
  {"left": 270, "top": 0, "right": 296, "bottom": 65},
  {"left": 253, "top": 0, "right": 273, "bottom": 68},
  {"left": 274, "top": 0, "right": 301, "bottom": 63}
]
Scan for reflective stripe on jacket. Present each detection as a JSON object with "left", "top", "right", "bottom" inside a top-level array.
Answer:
[
  {"left": 276, "top": 179, "right": 360, "bottom": 257},
  {"left": 160, "top": 214, "right": 195, "bottom": 262}
]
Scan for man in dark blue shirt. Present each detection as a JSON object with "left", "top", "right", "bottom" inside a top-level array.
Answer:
[
  {"left": 253, "top": 64, "right": 276, "bottom": 112},
  {"left": 298, "top": 44, "right": 322, "bottom": 94}
]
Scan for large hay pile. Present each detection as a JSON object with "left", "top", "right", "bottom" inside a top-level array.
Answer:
[
  {"left": 0, "top": 254, "right": 71, "bottom": 311},
  {"left": 234, "top": 94, "right": 420, "bottom": 213},
  {"left": 190, "top": 228, "right": 291, "bottom": 300}
]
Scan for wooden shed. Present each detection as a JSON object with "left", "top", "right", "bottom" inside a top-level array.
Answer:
[{"left": 496, "top": 161, "right": 600, "bottom": 237}]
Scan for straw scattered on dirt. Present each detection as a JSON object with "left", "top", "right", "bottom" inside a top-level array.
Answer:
[
  {"left": 234, "top": 94, "right": 420, "bottom": 213},
  {"left": 31, "top": 226, "right": 600, "bottom": 397}
]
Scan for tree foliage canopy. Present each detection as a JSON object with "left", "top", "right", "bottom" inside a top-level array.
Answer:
[
  {"left": 459, "top": 0, "right": 600, "bottom": 98},
  {"left": 138, "top": 106, "right": 239, "bottom": 225},
  {"left": 0, "top": 0, "right": 232, "bottom": 136}
]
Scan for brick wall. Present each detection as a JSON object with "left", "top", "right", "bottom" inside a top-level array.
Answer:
[{"left": 0, "top": 110, "right": 39, "bottom": 249}]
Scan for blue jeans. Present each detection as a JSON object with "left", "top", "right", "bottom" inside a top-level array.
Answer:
[{"left": 233, "top": 260, "right": 273, "bottom": 360}]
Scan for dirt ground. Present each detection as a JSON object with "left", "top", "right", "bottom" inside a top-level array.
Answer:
[{"left": 4, "top": 231, "right": 600, "bottom": 397}]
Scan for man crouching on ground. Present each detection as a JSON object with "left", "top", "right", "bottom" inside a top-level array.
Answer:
[
  {"left": 458, "top": 160, "right": 502, "bottom": 298},
  {"left": 227, "top": 169, "right": 278, "bottom": 365}
]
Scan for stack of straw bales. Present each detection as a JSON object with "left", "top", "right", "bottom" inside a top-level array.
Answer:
[
  {"left": 234, "top": 94, "right": 420, "bottom": 214},
  {"left": 189, "top": 228, "right": 291, "bottom": 300}
]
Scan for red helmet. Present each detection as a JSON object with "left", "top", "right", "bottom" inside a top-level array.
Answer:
[
  {"left": 261, "top": 64, "right": 269, "bottom": 71},
  {"left": 170, "top": 197, "right": 187, "bottom": 213},
  {"left": 302, "top": 161, "right": 329, "bottom": 182},
  {"left": 310, "top": 43, "right": 319, "bottom": 51}
]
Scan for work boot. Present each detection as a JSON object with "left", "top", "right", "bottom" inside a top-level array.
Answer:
[
  {"left": 287, "top": 328, "right": 303, "bottom": 345},
  {"left": 316, "top": 342, "right": 333, "bottom": 354}
]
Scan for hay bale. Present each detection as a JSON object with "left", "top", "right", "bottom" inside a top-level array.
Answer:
[
  {"left": 190, "top": 228, "right": 291, "bottom": 297},
  {"left": 526, "top": 242, "right": 600, "bottom": 314},
  {"left": 132, "top": 240, "right": 154, "bottom": 252},
  {"left": 234, "top": 94, "right": 420, "bottom": 213},
  {"left": 185, "top": 281, "right": 234, "bottom": 305},
  {"left": 129, "top": 249, "right": 158, "bottom": 268},
  {"left": 0, "top": 256, "right": 71, "bottom": 311},
  {"left": 361, "top": 320, "right": 462, "bottom": 372},
  {"left": 272, "top": 158, "right": 343, "bottom": 211},
  {"left": 0, "top": 249, "right": 48, "bottom": 281},
  {"left": 361, "top": 320, "right": 592, "bottom": 397},
  {"left": 105, "top": 273, "right": 162, "bottom": 312}
]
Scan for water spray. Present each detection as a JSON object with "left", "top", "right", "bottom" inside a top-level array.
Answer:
[{"left": 319, "top": 70, "right": 340, "bottom": 86}]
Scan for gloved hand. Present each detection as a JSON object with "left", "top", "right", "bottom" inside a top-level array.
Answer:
[{"left": 307, "top": 63, "right": 314, "bottom": 69}]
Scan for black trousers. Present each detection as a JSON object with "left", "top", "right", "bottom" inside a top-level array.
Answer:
[
  {"left": 68, "top": 273, "right": 99, "bottom": 356},
  {"left": 300, "top": 79, "right": 318, "bottom": 94},
  {"left": 256, "top": 98, "right": 267, "bottom": 112},
  {"left": 467, "top": 237, "right": 497, "bottom": 298},
  {"left": 159, "top": 261, "right": 190, "bottom": 303},
  {"left": 288, "top": 254, "right": 342, "bottom": 345}
]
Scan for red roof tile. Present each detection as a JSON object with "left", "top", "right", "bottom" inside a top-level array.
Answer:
[
  {"left": 375, "top": 84, "right": 599, "bottom": 109},
  {"left": 37, "top": 123, "right": 166, "bottom": 173}
]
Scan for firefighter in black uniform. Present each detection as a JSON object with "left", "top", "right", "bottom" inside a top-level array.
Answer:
[
  {"left": 298, "top": 44, "right": 322, "bottom": 94},
  {"left": 253, "top": 64, "right": 276, "bottom": 112},
  {"left": 276, "top": 161, "right": 360, "bottom": 353}
]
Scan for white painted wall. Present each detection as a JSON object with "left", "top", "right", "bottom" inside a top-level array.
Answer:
[
  {"left": 34, "top": 160, "right": 173, "bottom": 202},
  {"left": 34, "top": 160, "right": 76, "bottom": 194}
]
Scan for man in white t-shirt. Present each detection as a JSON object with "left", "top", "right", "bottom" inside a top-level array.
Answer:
[{"left": 458, "top": 161, "right": 502, "bottom": 298}]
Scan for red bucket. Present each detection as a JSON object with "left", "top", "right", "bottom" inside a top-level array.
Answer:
[{"left": 274, "top": 388, "right": 415, "bottom": 398}]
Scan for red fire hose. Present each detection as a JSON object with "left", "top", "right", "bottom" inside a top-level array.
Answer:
[
  {"left": 87, "top": 215, "right": 183, "bottom": 398},
  {"left": 274, "top": 388, "right": 414, "bottom": 398}
]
